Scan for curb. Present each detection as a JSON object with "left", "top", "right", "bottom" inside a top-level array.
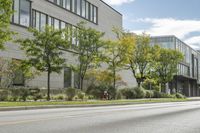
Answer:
[{"left": 0, "top": 100, "right": 195, "bottom": 112}]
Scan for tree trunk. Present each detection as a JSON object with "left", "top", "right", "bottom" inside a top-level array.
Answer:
[
  {"left": 161, "top": 83, "right": 166, "bottom": 93},
  {"left": 47, "top": 71, "right": 50, "bottom": 101},
  {"left": 79, "top": 76, "right": 84, "bottom": 91},
  {"left": 136, "top": 79, "right": 141, "bottom": 87},
  {"left": 113, "top": 69, "right": 116, "bottom": 90}
]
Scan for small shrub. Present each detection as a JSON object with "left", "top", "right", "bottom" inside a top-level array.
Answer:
[
  {"left": 120, "top": 88, "right": 136, "bottom": 99},
  {"left": 33, "top": 94, "right": 43, "bottom": 101},
  {"left": 65, "top": 88, "right": 76, "bottom": 101},
  {"left": 153, "top": 91, "right": 162, "bottom": 98},
  {"left": 18, "top": 88, "right": 30, "bottom": 102},
  {"left": 87, "top": 95, "right": 94, "bottom": 100},
  {"left": 107, "top": 86, "right": 117, "bottom": 100},
  {"left": 145, "top": 90, "right": 154, "bottom": 98},
  {"left": 86, "top": 84, "right": 107, "bottom": 99},
  {"left": 0, "top": 90, "right": 9, "bottom": 101},
  {"left": 10, "top": 89, "right": 20, "bottom": 101},
  {"left": 77, "top": 91, "right": 85, "bottom": 100},
  {"left": 160, "top": 93, "right": 175, "bottom": 98},
  {"left": 175, "top": 93, "right": 185, "bottom": 99},
  {"left": 115, "top": 90, "right": 123, "bottom": 100},
  {"left": 53, "top": 94, "right": 65, "bottom": 101},
  {"left": 134, "top": 87, "right": 146, "bottom": 99}
]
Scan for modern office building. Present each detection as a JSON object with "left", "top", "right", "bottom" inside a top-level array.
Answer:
[
  {"left": 151, "top": 36, "right": 200, "bottom": 97},
  {"left": 0, "top": 0, "right": 125, "bottom": 89}
]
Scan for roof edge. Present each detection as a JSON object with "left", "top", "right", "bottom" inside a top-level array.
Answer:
[{"left": 99, "top": 0, "right": 122, "bottom": 16}]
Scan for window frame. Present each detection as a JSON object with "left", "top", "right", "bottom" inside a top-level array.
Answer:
[{"left": 47, "top": 0, "right": 98, "bottom": 24}]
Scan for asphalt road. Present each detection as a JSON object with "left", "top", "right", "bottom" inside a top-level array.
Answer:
[{"left": 1, "top": 101, "right": 200, "bottom": 133}]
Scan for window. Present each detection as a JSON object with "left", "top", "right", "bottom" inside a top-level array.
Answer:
[
  {"left": 86, "top": 2, "right": 89, "bottom": 19},
  {"left": 14, "top": 0, "right": 19, "bottom": 24},
  {"left": 48, "top": 16, "right": 53, "bottom": 27},
  {"left": 32, "top": 10, "right": 47, "bottom": 31},
  {"left": 90, "top": 4, "right": 93, "bottom": 22},
  {"left": 61, "top": 21, "right": 66, "bottom": 29},
  {"left": 64, "top": 67, "right": 72, "bottom": 88},
  {"left": 66, "top": 0, "right": 71, "bottom": 10},
  {"left": 72, "top": 0, "right": 76, "bottom": 13},
  {"left": 72, "top": 26, "right": 77, "bottom": 46},
  {"left": 93, "top": 6, "right": 97, "bottom": 23},
  {"left": 48, "top": 0, "right": 98, "bottom": 24},
  {"left": 40, "top": 14, "right": 47, "bottom": 30},
  {"left": 62, "top": 0, "right": 66, "bottom": 8},
  {"left": 81, "top": 0, "right": 86, "bottom": 17},
  {"left": 20, "top": 0, "right": 30, "bottom": 26},
  {"left": 35, "top": 12, "right": 40, "bottom": 30},
  {"left": 54, "top": 19, "right": 60, "bottom": 29},
  {"left": 77, "top": 0, "right": 81, "bottom": 15},
  {"left": 12, "top": 0, "right": 31, "bottom": 27}
]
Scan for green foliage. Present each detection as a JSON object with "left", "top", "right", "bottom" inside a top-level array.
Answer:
[
  {"left": 160, "top": 93, "right": 176, "bottom": 99},
  {"left": 120, "top": 87, "right": 146, "bottom": 99},
  {"left": 85, "top": 69, "right": 123, "bottom": 89},
  {"left": 52, "top": 94, "right": 65, "bottom": 101},
  {"left": 152, "top": 91, "right": 162, "bottom": 98},
  {"left": 128, "top": 33, "right": 152, "bottom": 87},
  {"left": 73, "top": 22, "right": 105, "bottom": 90},
  {"left": 10, "top": 89, "right": 20, "bottom": 101},
  {"left": 133, "top": 87, "right": 146, "bottom": 99},
  {"left": 29, "top": 88, "right": 42, "bottom": 101},
  {"left": 16, "top": 26, "right": 70, "bottom": 100},
  {"left": 0, "top": 59, "right": 39, "bottom": 88},
  {"left": 0, "top": 58, "right": 15, "bottom": 88},
  {"left": 86, "top": 84, "right": 116, "bottom": 100},
  {"left": 145, "top": 90, "right": 154, "bottom": 98},
  {"left": 77, "top": 91, "right": 86, "bottom": 100},
  {"left": 65, "top": 88, "right": 76, "bottom": 101},
  {"left": 103, "top": 29, "right": 135, "bottom": 89},
  {"left": 18, "top": 88, "right": 29, "bottom": 102},
  {"left": 115, "top": 90, "right": 123, "bottom": 100},
  {"left": 0, "top": 90, "right": 9, "bottom": 101},
  {"left": 175, "top": 93, "right": 186, "bottom": 99},
  {"left": 120, "top": 88, "right": 136, "bottom": 99},
  {"left": 152, "top": 47, "right": 184, "bottom": 91},
  {"left": 0, "top": 0, "right": 14, "bottom": 50}
]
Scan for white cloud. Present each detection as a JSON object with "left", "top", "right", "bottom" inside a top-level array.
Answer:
[
  {"left": 131, "top": 18, "right": 200, "bottom": 49},
  {"left": 103, "top": 0, "right": 135, "bottom": 6},
  {"left": 185, "top": 36, "right": 200, "bottom": 49}
]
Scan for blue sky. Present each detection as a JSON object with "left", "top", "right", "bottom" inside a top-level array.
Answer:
[{"left": 103, "top": 0, "right": 200, "bottom": 50}]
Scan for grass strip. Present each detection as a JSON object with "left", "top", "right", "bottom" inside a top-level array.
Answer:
[{"left": 0, "top": 98, "right": 188, "bottom": 107}]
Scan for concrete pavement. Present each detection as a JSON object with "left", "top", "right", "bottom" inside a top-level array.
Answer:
[{"left": 0, "top": 101, "right": 200, "bottom": 133}]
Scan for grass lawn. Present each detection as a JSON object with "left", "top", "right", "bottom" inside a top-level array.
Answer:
[{"left": 0, "top": 98, "right": 188, "bottom": 107}]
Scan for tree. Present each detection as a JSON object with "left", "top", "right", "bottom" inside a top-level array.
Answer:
[
  {"left": 74, "top": 22, "right": 104, "bottom": 90},
  {"left": 85, "top": 69, "right": 123, "bottom": 87},
  {"left": 104, "top": 33, "right": 135, "bottom": 89},
  {"left": 153, "top": 47, "right": 183, "bottom": 92},
  {"left": 102, "top": 28, "right": 135, "bottom": 89},
  {"left": 16, "top": 26, "right": 70, "bottom": 100},
  {"left": 0, "top": 0, "right": 14, "bottom": 50},
  {"left": 0, "top": 58, "right": 16, "bottom": 88},
  {"left": 128, "top": 33, "right": 152, "bottom": 87}
]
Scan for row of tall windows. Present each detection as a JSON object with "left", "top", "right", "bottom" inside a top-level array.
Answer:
[
  {"left": 178, "top": 64, "right": 190, "bottom": 77},
  {"left": 11, "top": 0, "right": 98, "bottom": 28},
  {"left": 48, "top": 0, "right": 98, "bottom": 24},
  {"left": 32, "top": 10, "right": 79, "bottom": 46},
  {"left": 175, "top": 39, "right": 190, "bottom": 64},
  {"left": 11, "top": 0, "right": 31, "bottom": 27}
]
